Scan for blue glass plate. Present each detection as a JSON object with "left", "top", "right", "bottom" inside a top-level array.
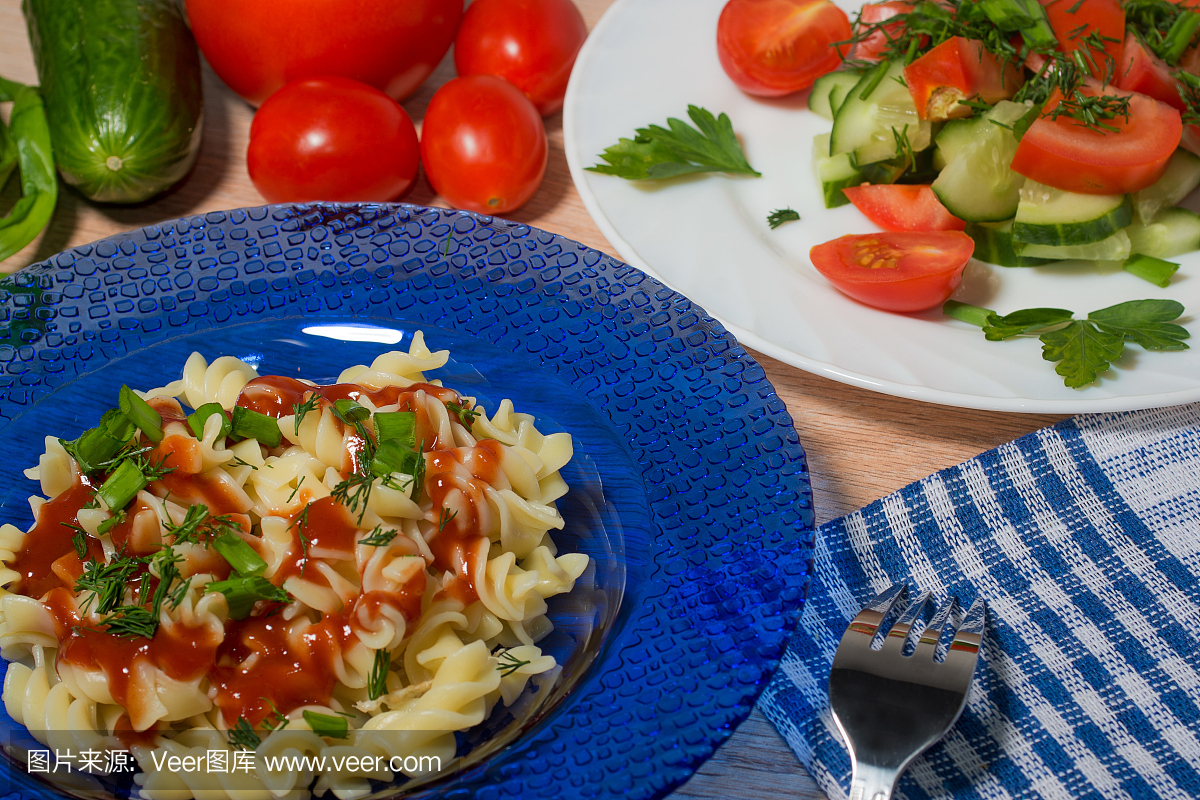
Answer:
[{"left": 0, "top": 204, "right": 814, "bottom": 800}]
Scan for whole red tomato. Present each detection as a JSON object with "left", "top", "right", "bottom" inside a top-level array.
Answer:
[
  {"left": 421, "top": 75, "right": 548, "bottom": 214},
  {"left": 185, "top": 0, "right": 463, "bottom": 105},
  {"left": 454, "top": 0, "right": 588, "bottom": 115},
  {"left": 247, "top": 77, "right": 420, "bottom": 203},
  {"left": 717, "top": 0, "right": 851, "bottom": 96}
]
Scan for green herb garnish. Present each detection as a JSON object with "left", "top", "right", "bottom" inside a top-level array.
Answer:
[
  {"left": 100, "top": 605, "right": 158, "bottom": 639},
  {"left": 1123, "top": 254, "right": 1180, "bottom": 288},
  {"left": 206, "top": 575, "right": 291, "bottom": 620},
  {"left": 767, "top": 208, "right": 801, "bottom": 229},
  {"left": 368, "top": 649, "right": 389, "bottom": 700},
  {"left": 228, "top": 717, "right": 261, "bottom": 750},
  {"left": 302, "top": 710, "right": 349, "bottom": 739},
  {"left": 358, "top": 525, "right": 398, "bottom": 547},
  {"left": 588, "top": 106, "right": 760, "bottom": 181},
  {"left": 292, "top": 394, "right": 321, "bottom": 435},
  {"left": 495, "top": 647, "right": 532, "bottom": 677}
]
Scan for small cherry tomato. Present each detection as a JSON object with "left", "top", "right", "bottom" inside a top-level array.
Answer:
[
  {"left": 842, "top": 185, "right": 965, "bottom": 232},
  {"left": 420, "top": 75, "right": 548, "bottom": 214},
  {"left": 454, "top": 0, "right": 588, "bottom": 116},
  {"left": 810, "top": 231, "right": 974, "bottom": 312},
  {"left": 247, "top": 77, "right": 420, "bottom": 203},
  {"left": 717, "top": 0, "right": 852, "bottom": 97}
]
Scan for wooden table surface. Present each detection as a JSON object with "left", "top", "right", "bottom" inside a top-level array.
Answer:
[{"left": 0, "top": 1, "right": 1068, "bottom": 797}]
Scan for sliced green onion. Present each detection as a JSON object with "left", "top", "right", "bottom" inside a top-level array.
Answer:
[
  {"left": 96, "top": 459, "right": 148, "bottom": 512},
  {"left": 1163, "top": 10, "right": 1200, "bottom": 64},
  {"left": 118, "top": 385, "right": 163, "bottom": 444},
  {"left": 331, "top": 399, "right": 370, "bottom": 425},
  {"left": 205, "top": 575, "right": 289, "bottom": 620},
  {"left": 212, "top": 532, "right": 267, "bottom": 576},
  {"left": 231, "top": 406, "right": 283, "bottom": 448},
  {"left": 96, "top": 510, "right": 125, "bottom": 536},
  {"left": 374, "top": 411, "right": 415, "bottom": 446},
  {"left": 101, "top": 407, "right": 137, "bottom": 442},
  {"left": 371, "top": 439, "right": 420, "bottom": 479},
  {"left": 188, "top": 402, "right": 231, "bottom": 440},
  {"left": 63, "top": 408, "right": 135, "bottom": 472},
  {"left": 1123, "top": 254, "right": 1180, "bottom": 288},
  {"left": 302, "top": 710, "right": 349, "bottom": 739},
  {"left": 943, "top": 300, "right": 996, "bottom": 329}
]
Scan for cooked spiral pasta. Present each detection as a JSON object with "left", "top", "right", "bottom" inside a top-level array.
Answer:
[{"left": 0, "top": 333, "right": 589, "bottom": 799}]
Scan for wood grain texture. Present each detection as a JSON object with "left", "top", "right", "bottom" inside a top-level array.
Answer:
[{"left": 0, "top": 1, "right": 1065, "bottom": 797}]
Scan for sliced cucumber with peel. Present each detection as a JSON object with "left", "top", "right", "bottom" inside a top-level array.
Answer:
[
  {"left": 809, "top": 70, "right": 865, "bottom": 121},
  {"left": 1012, "top": 180, "right": 1131, "bottom": 246},
  {"left": 1127, "top": 207, "right": 1200, "bottom": 258},
  {"left": 1016, "top": 230, "right": 1131, "bottom": 261},
  {"left": 813, "top": 134, "right": 861, "bottom": 209},
  {"left": 966, "top": 221, "right": 1054, "bottom": 267},
  {"left": 932, "top": 115, "right": 989, "bottom": 171},
  {"left": 1131, "top": 149, "right": 1200, "bottom": 225},
  {"left": 830, "top": 61, "right": 931, "bottom": 165},
  {"left": 931, "top": 101, "right": 1027, "bottom": 222}
]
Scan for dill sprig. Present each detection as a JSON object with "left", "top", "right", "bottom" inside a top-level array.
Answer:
[
  {"left": 100, "top": 606, "right": 158, "bottom": 638},
  {"left": 164, "top": 503, "right": 244, "bottom": 546},
  {"left": 767, "top": 208, "right": 801, "bottom": 229},
  {"left": 369, "top": 649, "right": 390, "bottom": 700},
  {"left": 437, "top": 507, "right": 458, "bottom": 532},
  {"left": 292, "top": 394, "right": 322, "bottom": 435},
  {"left": 495, "top": 647, "right": 532, "bottom": 677},
  {"left": 445, "top": 400, "right": 480, "bottom": 428},
  {"left": 1177, "top": 69, "right": 1200, "bottom": 126},
  {"left": 75, "top": 556, "right": 142, "bottom": 615},
  {"left": 1125, "top": 0, "right": 1200, "bottom": 65},
  {"left": 358, "top": 525, "right": 398, "bottom": 547},
  {"left": 330, "top": 471, "right": 374, "bottom": 522},
  {"left": 228, "top": 717, "right": 261, "bottom": 750},
  {"left": 261, "top": 699, "right": 289, "bottom": 733}
]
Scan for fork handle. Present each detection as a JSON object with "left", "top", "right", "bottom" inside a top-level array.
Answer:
[{"left": 848, "top": 762, "right": 899, "bottom": 800}]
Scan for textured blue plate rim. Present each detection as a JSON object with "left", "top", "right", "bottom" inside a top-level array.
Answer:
[{"left": 0, "top": 202, "right": 815, "bottom": 800}]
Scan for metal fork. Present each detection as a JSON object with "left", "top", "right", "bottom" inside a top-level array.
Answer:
[{"left": 829, "top": 583, "right": 986, "bottom": 800}]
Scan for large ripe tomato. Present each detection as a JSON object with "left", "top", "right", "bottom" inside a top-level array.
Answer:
[
  {"left": 454, "top": 0, "right": 588, "bottom": 116},
  {"left": 1011, "top": 87, "right": 1182, "bottom": 194},
  {"left": 842, "top": 185, "right": 965, "bottom": 232},
  {"left": 1115, "top": 34, "right": 1187, "bottom": 111},
  {"left": 717, "top": 0, "right": 852, "bottom": 96},
  {"left": 246, "top": 78, "right": 420, "bottom": 203},
  {"left": 810, "top": 231, "right": 974, "bottom": 312},
  {"left": 420, "top": 76, "right": 548, "bottom": 214},
  {"left": 184, "top": 0, "right": 462, "bottom": 105},
  {"left": 1039, "top": 0, "right": 1124, "bottom": 80}
]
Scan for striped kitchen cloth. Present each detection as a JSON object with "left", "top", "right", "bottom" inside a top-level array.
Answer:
[{"left": 759, "top": 403, "right": 1200, "bottom": 800}]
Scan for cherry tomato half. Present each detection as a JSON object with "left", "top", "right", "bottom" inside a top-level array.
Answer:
[
  {"left": 454, "top": 0, "right": 588, "bottom": 116},
  {"left": 809, "top": 231, "right": 974, "bottom": 312},
  {"left": 842, "top": 185, "right": 965, "bottom": 232},
  {"left": 420, "top": 76, "right": 548, "bottom": 214},
  {"left": 717, "top": 0, "right": 852, "bottom": 97},
  {"left": 185, "top": 0, "right": 462, "bottom": 105},
  {"left": 848, "top": 1, "right": 914, "bottom": 63},
  {"left": 247, "top": 77, "right": 420, "bottom": 204},
  {"left": 1011, "top": 87, "right": 1182, "bottom": 195}
]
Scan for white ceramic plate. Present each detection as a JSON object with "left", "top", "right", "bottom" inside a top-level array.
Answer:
[{"left": 563, "top": 0, "right": 1200, "bottom": 413}]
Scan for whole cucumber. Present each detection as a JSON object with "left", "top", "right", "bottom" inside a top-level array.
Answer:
[{"left": 22, "top": 0, "right": 203, "bottom": 204}]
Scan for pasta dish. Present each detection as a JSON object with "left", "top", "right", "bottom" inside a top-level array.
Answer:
[{"left": 0, "top": 332, "right": 588, "bottom": 798}]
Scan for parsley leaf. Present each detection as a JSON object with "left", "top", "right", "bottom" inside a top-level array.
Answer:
[
  {"left": 1039, "top": 319, "right": 1126, "bottom": 388},
  {"left": 1088, "top": 299, "right": 1190, "bottom": 350},
  {"left": 982, "top": 308, "right": 1075, "bottom": 340},
  {"left": 588, "top": 106, "right": 760, "bottom": 181}
]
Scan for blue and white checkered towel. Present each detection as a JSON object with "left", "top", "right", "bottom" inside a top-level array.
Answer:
[{"left": 759, "top": 403, "right": 1200, "bottom": 800}]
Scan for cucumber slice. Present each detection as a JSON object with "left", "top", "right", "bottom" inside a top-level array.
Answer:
[
  {"left": 813, "top": 134, "right": 861, "bottom": 208},
  {"left": 830, "top": 61, "right": 931, "bottom": 165},
  {"left": 1131, "top": 149, "right": 1200, "bottom": 224},
  {"left": 1012, "top": 180, "right": 1131, "bottom": 246},
  {"left": 1016, "top": 230, "right": 1132, "bottom": 261},
  {"left": 933, "top": 115, "right": 989, "bottom": 171},
  {"left": 966, "top": 220, "right": 1054, "bottom": 267},
  {"left": 809, "top": 70, "right": 864, "bottom": 121},
  {"left": 1127, "top": 206, "right": 1200, "bottom": 258},
  {"left": 931, "top": 101, "right": 1028, "bottom": 222}
]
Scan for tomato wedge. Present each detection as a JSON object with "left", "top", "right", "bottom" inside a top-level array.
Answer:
[
  {"left": 717, "top": 0, "right": 852, "bottom": 96},
  {"left": 1040, "top": 0, "right": 1124, "bottom": 80},
  {"left": 904, "top": 37, "right": 1023, "bottom": 120},
  {"left": 842, "top": 184, "right": 965, "bottom": 232},
  {"left": 1010, "top": 87, "right": 1182, "bottom": 194},
  {"left": 809, "top": 231, "right": 974, "bottom": 312},
  {"left": 1114, "top": 33, "right": 1188, "bottom": 111},
  {"left": 848, "top": 1, "right": 913, "bottom": 63}
]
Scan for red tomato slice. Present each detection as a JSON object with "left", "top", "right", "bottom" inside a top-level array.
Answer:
[
  {"left": 848, "top": 1, "right": 913, "bottom": 63},
  {"left": 809, "top": 231, "right": 974, "bottom": 312},
  {"left": 717, "top": 0, "right": 852, "bottom": 96},
  {"left": 842, "top": 184, "right": 966, "bottom": 232},
  {"left": 1114, "top": 33, "right": 1187, "bottom": 111},
  {"left": 1011, "top": 87, "right": 1182, "bottom": 194},
  {"left": 904, "top": 37, "right": 1023, "bottom": 120},
  {"left": 1040, "top": 0, "right": 1124, "bottom": 80}
]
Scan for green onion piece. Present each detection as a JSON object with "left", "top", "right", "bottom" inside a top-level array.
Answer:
[
  {"left": 302, "top": 710, "right": 349, "bottom": 739},
  {"left": 374, "top": 411, "right": 416, "bottom": 446},
  {"left": 96, "top": 510, "right": 125, "bottom": 536},
  {"left": 370, "top": 439, "right": 421, "bottom": 479},
  {"left": 1163, "top": 10, "right": 1200, "bottom": 65},
  {"left": 96, "top": 459, "right": 148, "bottom": 512},
  {"left": 212, "top": 532, "right": 267, "bottom": 576},
  {"left": 858, "top": 59, "right": 890, "bottom": 102},
  {"left": 206, "top": 575, "right": 289, "bottom": 620},
  {"left": 943, "top": 300, "right": 996, "bottom": 328},
  {"left": 64, "top": 408, "right": 135, "bottom": 472},
  {"left": 188, "top": 402, "right": 231, "bottom": 440},
  {"left": 1123, "top": 254, "right": 1180, "bottom": 288},
  {"left": 101, "top": 407, "right": 137, "bottom": 442},
  {"left": 231, "top": 406, "right": 283, "bottom": 448},
  {"left": 331, "top": 399, "right": 370, "bottom": 425},
  {"left": 118, "top": 385, "right": 164, "bottom": 444}
]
